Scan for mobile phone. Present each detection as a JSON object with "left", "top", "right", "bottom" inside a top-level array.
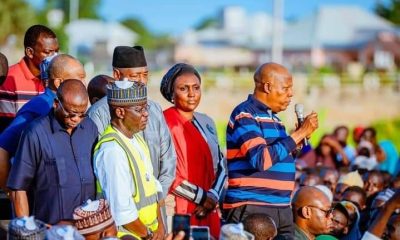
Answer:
[
  {"left": 172, "top": 214, "right": 190, "bottom": 240},
  {"left": 191, "top": 226, "right": 210, "bottom": 240}
]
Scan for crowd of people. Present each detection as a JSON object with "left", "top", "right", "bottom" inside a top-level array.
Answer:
[{"left": 0, "top": 24, "right": 399, "bottom": 240}]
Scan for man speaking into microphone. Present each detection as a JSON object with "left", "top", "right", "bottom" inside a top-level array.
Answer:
[{"left": 223, "top": 62, "right": 318, "bottom": 239}]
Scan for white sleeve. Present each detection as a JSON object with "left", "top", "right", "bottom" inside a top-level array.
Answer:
[
  {"left": 94, "top": 141, "right": 138, "bottom": 226},
  {"left": 361, "top": 231, "right": 382, "bottom": 240}
]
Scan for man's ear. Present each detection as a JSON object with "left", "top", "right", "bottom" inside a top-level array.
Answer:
[
  {"left": 343, "top": 226, "right": 349, "bottom": 234},
  {"left": 264, "top": 82, "right": 271, "bottom": 94},
  {"left": 53, "top": 98, "right": 59, "bottom": 109},
  {"left": 113, "top": 68, "right": 121, "bottom": 80},
  {"left": 53, "top": 78, "right": 62, "bottom": 89},
  {"left": 301, "top": 206, "right": 312, "bottom": 219},
  {"left": 25, "top": 47, "right": 34, "bottom": 59},
  {"left": 115, "top": 107, "right": 125, "bottom": 119}
]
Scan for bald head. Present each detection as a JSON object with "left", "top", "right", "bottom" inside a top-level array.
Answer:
[
  {"left": 254, "top": 63, "right": 291, "bottom": 84},
  {"left": 56, "top": 79, "right": 88, "bottom": 105},
  {"left": 293, "top": 186, "right": 333, "bottom": 237},
  {"left": 293, "top": 186, "right": 330, "bottom": 209},
  {"left": 243, "top": 214, "right": 277, "bottom": 240},
  {"left": 0, "top": 52, "right": 8, "bottom": 86},
  {"left": 48, "top": 54, "right": 86, "bottom": 90},
  {"left": 87, "top": 75, "right": 114, "bottom": 104},
  {"left": 253, "top": 62, "right": 293, "bottom": 113}
]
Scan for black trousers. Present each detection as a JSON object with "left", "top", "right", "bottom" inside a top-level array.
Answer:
[{"left": 223, "top": 204, "right": 294, "bottom": 240}]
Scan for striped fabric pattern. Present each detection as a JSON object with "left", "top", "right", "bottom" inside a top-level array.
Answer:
[
  {"left": 0, "top": 58, "right": 44, "bottom": 132},
  {"left": 224, "top": 95, "right": 297, "bottom": 209}
]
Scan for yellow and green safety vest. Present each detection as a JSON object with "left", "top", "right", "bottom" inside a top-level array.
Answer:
[{"left": 94, "top": 125, "right": 159, "bottom": 239}]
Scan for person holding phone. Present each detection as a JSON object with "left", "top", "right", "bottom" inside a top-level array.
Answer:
[{"left": 160, "top": 63, "right": 227, "bottom": 239}]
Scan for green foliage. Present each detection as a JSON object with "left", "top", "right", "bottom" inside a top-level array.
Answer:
[
  {"left": 375, "top": 0, "right": 400, "bottom": 25},
  {"left": 195, "top": 17, "right": 218, "bottom": 30},
  {"left": 371, "top": 118, "right": 400, "bottom": 152},
  {"left": 216, "top": 120, "right": 227, "bottom": 150},
  {"left": 0, "top": 0, "right": 37, "bottom": 45},
  {"left": 121, "top": 17, "right": 174, "bottom": 50},
  {"left": 44, "top": 0, "right": 100, "bottom": 21}
]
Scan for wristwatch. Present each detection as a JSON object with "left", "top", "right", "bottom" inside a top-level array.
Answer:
[{"left": 142, "top": 228, "right": 153, "bottom": 240}]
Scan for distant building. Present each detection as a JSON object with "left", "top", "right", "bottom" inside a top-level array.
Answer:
[
  {"left": 65, "top": 19, "right": 138, "bottom": 72},
  {"left": 176, "top": 5, "right": 400, "bottom": 70}
]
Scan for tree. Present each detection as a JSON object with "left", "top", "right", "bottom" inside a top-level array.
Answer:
[
  {"left": 0, "top": 0, "right": 37, "bottom": 45},
  {"left": 194, "top": 17, "right": 218, "bottom": 30},
  {"left": 121, "top": 17, "right": 174, "bottom": 50},
  {"left": 375, "top": 0, "right": 400, "bottom": 25},
  {"left": 43, "top": 0, "right": 100, "bottom": 22}
]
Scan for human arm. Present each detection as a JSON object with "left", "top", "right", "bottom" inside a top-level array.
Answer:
[
  {"left": 150, "top": 101, "right": 176, "bottom": 199},
  {"left": 7, "top": 126, "right": 39, "bottom": 217},
  {"left": 152, "top": 203, "right": 166, "bottom": 240},
  {"left": 10, "top": 190, "right": 29, "bottom": 217},
  {"left": 289, "top": 111, "right": 319, "bottom": 145},
  {"left": 364, "top": 189, "right": 400, "bottom": 238},
  {"left": 323, "top": 135, "right": 350, "bottom": 166},
  {"left": 227, "top": 111, "right": 317, "bottom": 171},
  {"left": 94, "top": 141, "right": 148, "bottom": 237},
  {"left": 0, "top": 147, "right": 10, "bottom": 190}
]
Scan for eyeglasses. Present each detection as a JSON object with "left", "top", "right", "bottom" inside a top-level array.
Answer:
[
  {"left": 130, "top": 104, "right": 150, "bottom": 114},
  {"left": 58, "top": 100, "right": 87, "bottom": 119},
  {"left": 307, "top": 205, "right": 334, "bottom": 218}
]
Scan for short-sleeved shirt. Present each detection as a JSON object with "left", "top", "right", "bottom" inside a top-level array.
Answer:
[
  {"left": 0, "top": 58, "right": 45, "bottom": 132},
  {"left": 0, "top": 88, "right": 56, "bottom": 156},
  {"left": 7, "top": 111, "right": 98, "bottom": 224}
]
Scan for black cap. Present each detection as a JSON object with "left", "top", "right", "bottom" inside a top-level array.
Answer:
[{"left": 112, "top": 46, "right": 147, "bottom": 68}]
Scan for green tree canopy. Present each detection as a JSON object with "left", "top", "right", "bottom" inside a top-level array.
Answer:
[
  {"left": 121, "top": 17, "right": 173, "bottom": 50},
  {"left": 194, "top": 17, "right": 218, "bottom": 30},
  {"left": 0, "top": 0, "right": 36, "bottom": 45},
  {"left": 375, "top": 0, "right": 400, "bottom": 25}
]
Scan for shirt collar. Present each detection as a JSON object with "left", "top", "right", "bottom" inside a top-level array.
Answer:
[
  {"left": 19, "top": 58, "right": 40, "bottom": 82},
  {"left": 49, "top": 110, "right": 85, "bottom": 134},
  {"left": 248, "top": 94, "right": 274, "bottom": 116},
  {"left": 45, "top": 88, "right": 56, "bottom": 98}
]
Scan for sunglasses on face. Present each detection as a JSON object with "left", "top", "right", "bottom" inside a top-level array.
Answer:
[{"left": 57, "top": 100, "right": 87, "bottom": 119}]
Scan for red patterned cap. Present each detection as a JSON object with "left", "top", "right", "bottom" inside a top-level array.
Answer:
[{"left": 73, "top": 199, "right": 115, "bottom": 236}]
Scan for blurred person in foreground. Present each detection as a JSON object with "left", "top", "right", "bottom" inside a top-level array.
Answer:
[
  {"left": 0, "top": 25, "right": 59, "bottom": 132},
  {"left": 243, "top": 213, "right": 277, "bottom": 240},
  {"left": 292, "top": 186, "right": 334, "bottom": 240},
  {"left": 160, "top": 63, "right": 227, "bottom": 239},
  {"left": 223, "top": 62, "right": 318, "bottom": 239},
  {"left": 7, "top": 80, "right": 97, "bottom": 225}
]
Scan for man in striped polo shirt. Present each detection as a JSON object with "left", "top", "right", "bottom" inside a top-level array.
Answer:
[{"left": 223, "top": 62, "right": 319, "bottom": 239}]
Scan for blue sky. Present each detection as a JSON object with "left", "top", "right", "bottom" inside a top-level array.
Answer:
[{"left": 30, "top": 0, "right": 387, "bottom": 34}]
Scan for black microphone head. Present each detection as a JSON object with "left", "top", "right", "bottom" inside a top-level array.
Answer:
[{"left": 295, "top": 103, "right": 304, "bottom": 118}]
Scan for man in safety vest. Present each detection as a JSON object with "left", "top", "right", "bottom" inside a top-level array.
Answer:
[{"left": 94, "top": 80, "right": 164, "bottom": 239}]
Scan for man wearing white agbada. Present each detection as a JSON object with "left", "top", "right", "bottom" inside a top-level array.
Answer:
[{"left": 94, "top": 80, "right": 165, "bottom": 239}]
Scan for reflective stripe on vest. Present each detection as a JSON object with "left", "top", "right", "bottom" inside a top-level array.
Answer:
[{"left": 95, "top": 126, "right": 159, "bottom": 237}]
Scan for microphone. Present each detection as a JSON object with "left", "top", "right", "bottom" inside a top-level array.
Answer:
[{"left": 295, "top": 103, "right": 308, "bottom": 146}]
